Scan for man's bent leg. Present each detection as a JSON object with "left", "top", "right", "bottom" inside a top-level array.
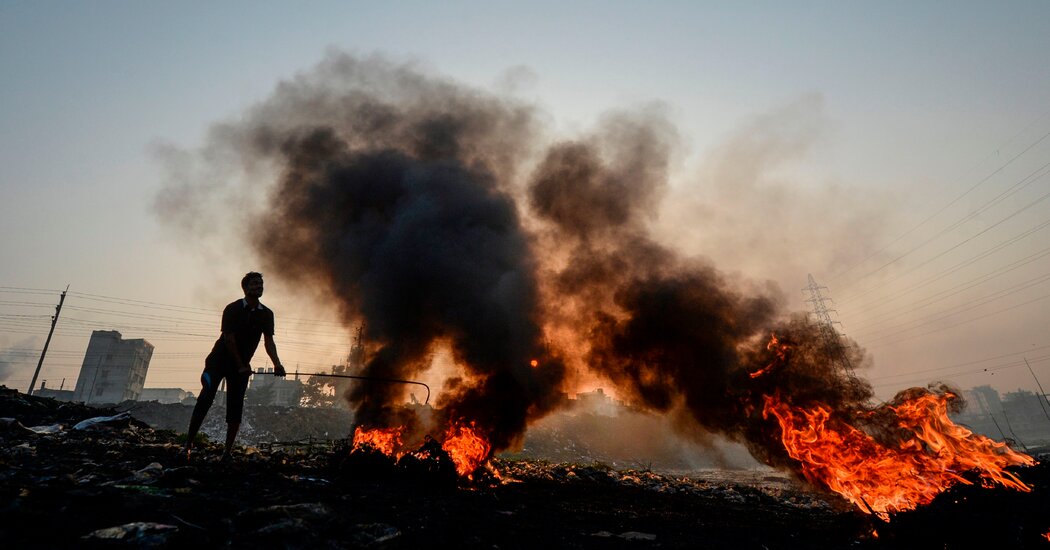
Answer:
[
  {"left": 185, "top": 371, "right": 218, "bottom": 458},
  {"left": 222, "top": 421, "right": 240, "bottom": 461},
  {"left": 221, "top": 372, "right": 250, "bottom": 461}
]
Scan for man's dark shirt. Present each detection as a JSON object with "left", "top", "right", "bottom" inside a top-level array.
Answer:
[{"left": 206, "top": 299, "right": 275, "bottom": 373}]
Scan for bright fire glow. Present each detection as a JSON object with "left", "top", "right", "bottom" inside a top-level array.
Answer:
[
  {"left": 443, "top": 421, "right": 492, "bottom": 479},
  {"left": 352, "top": 426, "right": 406, "bottom": 457},
  {"left": 530, "top": 359, "right": 539, "bottom": 368},
  {"left": 352, "top": 422, "right": 493, "bottom": 480},
  {"left": 750, "top": 333, "right": 788, "bottom": 379},
  {"left": 763, "top": 392, "right": 1034, "bottom": 519}
]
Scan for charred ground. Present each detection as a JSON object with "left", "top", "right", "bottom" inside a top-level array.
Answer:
[{"left": 3, "top": 387, "right": 1049, "bottom": 549}]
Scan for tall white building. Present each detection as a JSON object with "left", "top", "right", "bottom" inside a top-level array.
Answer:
[{"left": 72, "top": 330, "right": 154, "bottom": 404}]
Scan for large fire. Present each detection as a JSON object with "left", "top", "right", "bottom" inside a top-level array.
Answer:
[
  {"left": 352, "top": 426, "right": 405, "bottom": 457},
  {"left": 351, "top": 421, "right": 493, "bottom": 479},
  {"left": 763, "top": 391, "right": 1034, "bottom": 519},
  {"left": 749, "top": 332, "right": 788, "bottom": 379},
  {"left": 442, "top": 421, "right": 492, "bottom": 479}
]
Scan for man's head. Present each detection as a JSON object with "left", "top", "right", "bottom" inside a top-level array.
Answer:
[{"left": 241, "top": 271, "right": 264, "bottom": 298}]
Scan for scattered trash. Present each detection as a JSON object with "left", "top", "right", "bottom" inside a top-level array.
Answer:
[
  {"left": 123, "top": 462, "right": 165, "bottom": 484},
  {"left": 73, "top": 411, "right": 134, "bottom": 431},
  {"left": 255, "top": 517, "right": 310, "bottom": 536},
  {"left": 0, "top": 417, "right": 32, "bottom": 435},
  {"left": 5, "top": 385, "right": 1046, "bottom": 548},
  {"left": 240, "top": 502, "right": 332, "bottom": 522},
  {"left": 593, "top": 530, "right": 657, "bottom": 541},
  {"left": 236, "top": 502, "right": 333, "bottom": 533},
  {"left": 350, "top": 523, "right": 401, "bottom": 547},
  {"left": 27, "top": 423, "right": 64, "bottom": 434},
  {"left": 81, "top": 522, "right": 178, "bottom": 546}
]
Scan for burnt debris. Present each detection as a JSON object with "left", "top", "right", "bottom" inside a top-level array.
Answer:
[{"left": 3, "top": 387, "right": 1048, "bottom": 549}]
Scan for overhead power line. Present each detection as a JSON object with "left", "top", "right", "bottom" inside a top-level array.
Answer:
[
  {"left": 860, "top": 291, "right": 1050, "bottom": 346},
  {"left": 829, "top": 124, "right": 1050, "bottom": 286},
  {"left": 839, "top": 187, "right": 1050, "bottom": 307},
  {"left": 839, "top": 243, "right": 1050, "bottom": 325},
  {"left": 848, "top": 272, "right": 1050, "bottom": 337}
]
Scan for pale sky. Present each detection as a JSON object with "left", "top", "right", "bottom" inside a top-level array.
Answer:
[{"left": 2, "top": 1, "right": 1049, "bottom": 403}]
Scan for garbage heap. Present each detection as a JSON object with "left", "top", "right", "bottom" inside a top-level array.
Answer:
[{"left": 1, "top": 386, "right": 1047, "bottom": 549}]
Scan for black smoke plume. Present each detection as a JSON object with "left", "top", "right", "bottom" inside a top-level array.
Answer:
[
  {"left": 525, "top": 111, "right": 872, "bottom": 467},
  {"left": 156, "top": 53, "right": 873, "bottom": 467}
]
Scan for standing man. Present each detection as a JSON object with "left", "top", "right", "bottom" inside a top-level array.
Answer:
[{"left": 184, "top": 272, "right": 286, "bottom": 462}]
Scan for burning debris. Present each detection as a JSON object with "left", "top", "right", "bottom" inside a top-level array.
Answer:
[
  {"left": 3, "top": 387, "right": 1049, "bottom": 548},
  {"left": 763, "top": 387, "right": 1034, "bottom": 519},
  {"left": 348, "top": 421, "right": 493, "bottom": 482},
  {"left": 156, "top": 52, "right": 1040, "bottom": 520}
]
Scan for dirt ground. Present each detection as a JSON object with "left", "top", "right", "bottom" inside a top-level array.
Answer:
[{"left": 2, "top": 386, "right": 1047, "bottom": 549}]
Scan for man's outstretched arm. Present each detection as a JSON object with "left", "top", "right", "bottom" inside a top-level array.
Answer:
[{"left": 264, "top": 332, "right": 285, "bottom": 377}]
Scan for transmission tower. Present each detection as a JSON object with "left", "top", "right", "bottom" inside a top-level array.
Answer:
[
  {"left": 802, "top": 274, "right": 857, "bottom": 379},
  {"left": 347, "top": 324, "right": 366, "bottom": 370}
]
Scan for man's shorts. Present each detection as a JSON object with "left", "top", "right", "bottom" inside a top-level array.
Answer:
[{"left": 201, "top": 358, "right": 251, "bottom": 424}]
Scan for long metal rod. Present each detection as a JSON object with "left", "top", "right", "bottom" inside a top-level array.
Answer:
[{"left": 257, "top": 371, "right": 431, "bottom": 405}]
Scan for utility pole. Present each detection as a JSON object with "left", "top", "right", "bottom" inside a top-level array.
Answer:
[
  {"left": 1023, "top": 357, "right": 1050, "bottom": 428},
  {"left": 28, "top": 285, "right": 68, "bottom": 396},
  {"left": 348, "top": 324, "right": 365, "bottom": 370},
  {"left": 802, "top": 274, "right": 857, "bottom": 380}
]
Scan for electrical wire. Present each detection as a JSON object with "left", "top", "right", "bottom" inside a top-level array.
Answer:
[{"left": 829, "top": 121, "right": 1050, "bottom": 286}]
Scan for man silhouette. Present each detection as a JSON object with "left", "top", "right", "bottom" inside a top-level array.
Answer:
[{"left": 184, "top": 272, "right": 285, "bottom": 461}]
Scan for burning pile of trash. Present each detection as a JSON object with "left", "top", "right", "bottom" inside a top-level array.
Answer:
[
  {"left": 9, "top": 53, "right": 1043, "bottom": 547},
  {"left": 2, "top": 385, "right": 1048, "bottom": 548},
  {"left": 149, "top": 55, "right": 1042, "bottom": 525}
]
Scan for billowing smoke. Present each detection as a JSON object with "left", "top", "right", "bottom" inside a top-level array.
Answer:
[
  {"left": 257, "top": 127, "right": 565, "bottom": 450},
  {"left": 156, "top": 52, "right": 874, "bottom": 468},
  {"left": 524, "top": 111, "right": 872, "bottom": 468},
  {"left": 0, "top": 336, "right": 40, "bottom": 387}
]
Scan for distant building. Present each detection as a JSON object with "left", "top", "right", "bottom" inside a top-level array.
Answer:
[
  {"left": 139, "top": 388, "right": 195, "bottom": 404},
  {"left": 246, "top": 367, "right": 304, "bottom": 407},
  {"left": 34, "top": 380, "right": 74, "bottom": 402},
  {"left": 574, "top": 388, "right": 622, "bottom": 416},
  {"left": 953, "top": 385, "right": 1050, "bottom": 447},
  {"left": 1001, "top": 390, "right": 1050, "bottom": 442},
  {"left": 72, "top": 330, "right": 154, "bottom": 404}
]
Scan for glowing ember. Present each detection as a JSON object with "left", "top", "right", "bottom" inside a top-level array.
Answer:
[
  {"left": 442, "top": 421, "right": 492, "bottom": 479},
  {"left": 1043, "top": 530, "right": 1050, "bottom": 542},
  {"left": 763, "top": 391, "right": 1034, "bottom": 519},
  {"left": 352, "top": 426, "right": 406, "bottom": 457},
  {"left": 750, "top": 333, "right": 788, "bottom": 379},
  {"left": 530, "top": 359, "right": 539, "bottom": 368}
]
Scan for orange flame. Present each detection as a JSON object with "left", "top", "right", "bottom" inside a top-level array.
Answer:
[
  {"left": 1042, "top": 530, "right": 1050, "bottom": 542},
  {"left": 442, "top": 421, "right": 492, "bottom": 479},
  {"left": 750, "top": 333, "right": 789, "bottom": 379},
  {"left": 530, "top": 359, "right": 539, "bottom": 368},
  {"left": 352, "top": 426, "right": 406, "bottom": 457},
  {"left": 763, "top": 391, "right": 1033, "bottom": 519}
]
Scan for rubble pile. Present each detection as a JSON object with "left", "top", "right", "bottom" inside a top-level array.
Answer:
[
  {"left": 2, "top": 387, "right": 1047, "bottom": 548},
  {"left": 104, "top": 400, "right": 355, "bottom": 447},
  {"left": 503, "top": 410, "right": 760, "bottom": 471}
]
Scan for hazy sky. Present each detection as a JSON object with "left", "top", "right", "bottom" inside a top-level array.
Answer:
[{"left": 2, "top": 1, "right": 1048, "bottom": 403}]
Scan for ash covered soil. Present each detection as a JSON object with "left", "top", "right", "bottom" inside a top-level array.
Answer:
[{"left": 2, "top": 387, "right": 1048, "bottom": 549}]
